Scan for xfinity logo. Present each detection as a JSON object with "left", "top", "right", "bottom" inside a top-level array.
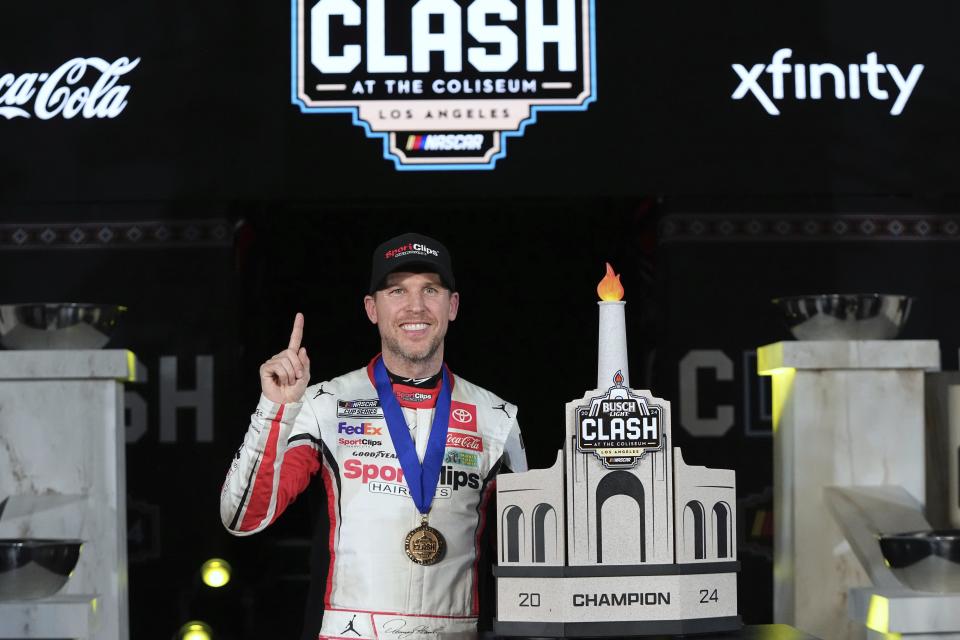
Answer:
[{"left": 732, "top": 48, "right": 923, "bottom": 116}]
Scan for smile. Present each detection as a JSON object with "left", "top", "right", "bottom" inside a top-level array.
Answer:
[{"left": 401, "top": 323, "right": 430, "bottom": 331}]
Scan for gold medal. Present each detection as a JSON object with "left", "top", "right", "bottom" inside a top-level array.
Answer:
[{"left": 404, "top": 517, "right": 446, "bottom": 565}]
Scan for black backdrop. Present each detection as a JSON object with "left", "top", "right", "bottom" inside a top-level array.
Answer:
[{"left": 4, "top": 0, "right": 960, "bottom": 638}]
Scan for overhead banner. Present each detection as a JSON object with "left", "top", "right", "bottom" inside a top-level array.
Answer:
[
  {"left": 5, "top": 0, "right": 960, "bottom": 198},
  {"left": 291, "top": 0, "right": 597, "bottom": 170}
]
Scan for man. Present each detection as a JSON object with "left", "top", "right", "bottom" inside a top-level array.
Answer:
[{"left": 220, "top": 233, "right": 527, "bottom": 640}]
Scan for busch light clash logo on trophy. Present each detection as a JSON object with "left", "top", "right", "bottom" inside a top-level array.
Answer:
[
  {"left": 292, "top": 0, "right": 597, "bottom": 170},
  {"left": 576, "top": 370, "right": 663, "bottom": 469}
]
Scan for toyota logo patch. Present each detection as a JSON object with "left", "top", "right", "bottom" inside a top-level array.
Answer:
[{"left": 449, "top": 401, "right": 478, "bottom": 432}]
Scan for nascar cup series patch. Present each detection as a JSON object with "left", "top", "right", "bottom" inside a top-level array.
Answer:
[{"left": 292, "top": 0, "right": 597, "bottom": 170}]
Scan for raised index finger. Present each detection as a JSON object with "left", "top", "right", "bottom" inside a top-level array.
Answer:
[{"left": 288, "top": 312, "right": 304, "bottom": 351}]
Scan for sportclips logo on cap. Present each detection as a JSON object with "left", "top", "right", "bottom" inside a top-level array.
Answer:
[
  {"left": 291, "top": 0, "right": 597, "bottom": 171},
  {"left": 385, "top": 242, "right": 440, "bottom": 259}
]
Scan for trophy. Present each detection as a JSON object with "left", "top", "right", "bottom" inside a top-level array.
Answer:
[{"left": 494, "top": 264, "right": 742, "bottom": 636}]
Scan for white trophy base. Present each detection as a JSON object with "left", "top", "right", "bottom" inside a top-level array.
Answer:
[{"left": 495, "top": 562, "right": 741, "bottom": 637}]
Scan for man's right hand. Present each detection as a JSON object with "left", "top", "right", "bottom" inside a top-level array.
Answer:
[{"left": 260, "top": 313, "right": 311, "bottom": 404}]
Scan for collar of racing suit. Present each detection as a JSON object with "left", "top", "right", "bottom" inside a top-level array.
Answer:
[
  {"left": 387, "top": 369, "right": 441, "bottom": 389},
  {"left": 366, "top": 354, "right": 449, "bottom": 409}
]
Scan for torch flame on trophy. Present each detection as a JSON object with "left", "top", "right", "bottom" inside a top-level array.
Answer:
[{"left": 597, "top": 262, "right": 624, "bottom": 301}]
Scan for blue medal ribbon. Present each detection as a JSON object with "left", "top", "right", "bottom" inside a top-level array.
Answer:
[{"left": 373, "top": 356, "right": 451, "bottom": 516}]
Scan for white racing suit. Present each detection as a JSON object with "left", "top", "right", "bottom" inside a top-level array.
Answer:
[{"left": 220, "top": 359, "right": 527, "bottom": 640}]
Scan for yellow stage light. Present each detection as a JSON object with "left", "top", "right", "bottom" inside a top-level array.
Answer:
[
  {"left": 179, "top": 620, "right": 212, "bottom": 640},
  {"left": 865, "top": 594, "right": 890, "bottom": 634},
  {"left": 201, "top": 558, "right": 231, "bottom": 588},
  {"left": 768, "top": 367, "right": 796, "bottom": 435}
]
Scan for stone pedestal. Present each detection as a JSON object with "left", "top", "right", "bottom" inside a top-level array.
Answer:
[
  {"left": 757, "top": 340, "right": 939, "bottom": 640},
  {"left": 850, "top": 588, "right": 960, "bottom": 640},
  {"left": 0, "top": 350, "right": 144, "bottom": 640},
  {"left": 0, "top": 595, "right": 98, "bottom": 639},
  {"left": 922, "top": 372, "right": 960, "bottom": 529}
]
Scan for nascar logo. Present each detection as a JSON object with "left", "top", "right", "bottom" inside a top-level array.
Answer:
[
  {"left": 337, "top": 399, "right": 383, "bottom": 418},
  {"left": 405, "top": 134, "right": 484, "bottom": 152}
]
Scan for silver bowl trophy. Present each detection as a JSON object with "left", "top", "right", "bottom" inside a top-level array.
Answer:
[
  {"left": 0, "top": 538, "right": 83, "bottom": 600},
  {"left": 878, "top": 529, "right": 960, "bottom": 593},
  {"left": 0, "top": 303, "right": 126, "bottom": 350},
  {"left": 494, "top": 265, "right": 741, "bottom": 636},
  {"left": 771, "top": 293, "right": 913, "bottom": 340}
]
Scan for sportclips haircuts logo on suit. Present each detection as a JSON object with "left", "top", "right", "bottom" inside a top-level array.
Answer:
[
  {"left": 292, "top": 0, "right": 597, "bottom": 170},
  {"left": 0, "top": 57, "right": 140, "bottom": 120}
]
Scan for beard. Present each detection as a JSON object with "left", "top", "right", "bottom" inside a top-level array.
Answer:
[{"left": 382, "top": 330, "right": 444, "bottom": 365}]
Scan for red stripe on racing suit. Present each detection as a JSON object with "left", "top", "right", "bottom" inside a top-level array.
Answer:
[{"left": 238, "top": 404, "right": 283, "bottom": 532}]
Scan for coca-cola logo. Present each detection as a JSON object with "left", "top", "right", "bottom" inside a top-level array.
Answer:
[
  {"left": 0, "top": 56, "right": 140, "bottom": 120},
  {"left": 446, "top": 432, "right": 482, "bottom": 453}
]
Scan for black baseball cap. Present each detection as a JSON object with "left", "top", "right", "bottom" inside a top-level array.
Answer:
[{"left": 369, "top": 232, "right": 456, "bottom": 293}]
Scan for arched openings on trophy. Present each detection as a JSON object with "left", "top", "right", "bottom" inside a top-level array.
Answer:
[
  {"left": 501, "top": 505, "right": 525, "bottom": 563},
  {"left": 672, "top": 449, "right": 738, "bottom": 564},
  {"left": 713, "top": 501, "right": 733, "bottom": 559},
  {"left": 678, "top": 499, "right": 734, "bottom": 561},
  {"left": 595, "top": 471, "right": 645, "bottom": 564},
  {"left": 531, "top": 503, "right": 559, "bottom": 564},
  {"left": 683, "top": 501, "right": 706, "bottom": 560}
]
